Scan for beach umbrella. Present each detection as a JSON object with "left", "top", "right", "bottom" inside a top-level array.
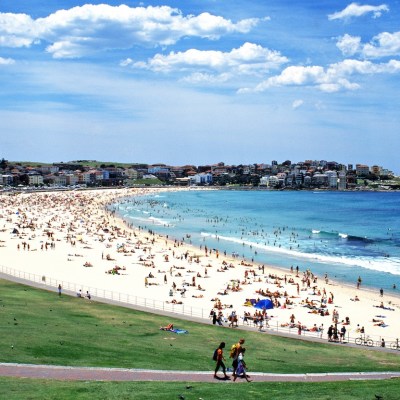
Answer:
[{"left": 254, "top": 298, "right": 274, "bottom": 310}]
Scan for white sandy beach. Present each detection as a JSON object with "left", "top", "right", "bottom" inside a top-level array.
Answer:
[{"left": 0, "top": 188, "right": 399, "bottom": 344}]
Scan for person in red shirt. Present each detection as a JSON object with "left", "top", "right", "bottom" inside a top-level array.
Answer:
[{"left": 214, "top": 342, "right": 230, "bottom": 379}]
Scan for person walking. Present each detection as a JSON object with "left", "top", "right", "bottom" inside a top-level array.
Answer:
[
  {"left": 214, "top": 342, "right": 230, "bottom": 380},
  {"left": 212, "top": 311, "right": 217, "bottom": 325},
  {"left": 58, "top": 284, "right": 62, "bottom": 297},
  {"left": 233, "top": 348, "right": 252, "bottom": 382},
  {"left": 231, "top": 338, "right": 245, "bottom": 378}
]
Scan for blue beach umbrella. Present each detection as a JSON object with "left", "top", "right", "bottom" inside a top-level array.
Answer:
[{"left": 254, "top": 298, "right": 274, "bottom": 310}]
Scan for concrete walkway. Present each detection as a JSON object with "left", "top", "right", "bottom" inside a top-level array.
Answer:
[{"left": 1, "top": 363, "right": 400, "bottom": 382}]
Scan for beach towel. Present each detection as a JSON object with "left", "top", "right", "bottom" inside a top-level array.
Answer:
[
  {"left": 171, "top": 329, "right": 188, "bottom": 334},
  {"left": 374, "top": 306, "right": 394, "bottom": 311}
]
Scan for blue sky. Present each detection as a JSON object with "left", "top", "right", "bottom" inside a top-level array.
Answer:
[{"left": 1, "top": 1, "right": 399, "bottom": 172}]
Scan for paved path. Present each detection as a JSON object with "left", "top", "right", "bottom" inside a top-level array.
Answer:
[{"left": 1, "top": 363, "right": 400, "bottom": 382}]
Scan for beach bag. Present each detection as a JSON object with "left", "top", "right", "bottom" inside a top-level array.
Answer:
[
  {"left": 212, "top": 348, "right": 218, "bottom": 361},
  {"left": 229, "top": 343, "right": 238, "bottom": 358}
]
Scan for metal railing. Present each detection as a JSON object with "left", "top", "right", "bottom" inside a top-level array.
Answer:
[{"left": 0, "top": 264, "right": 208, "bottom": 319}]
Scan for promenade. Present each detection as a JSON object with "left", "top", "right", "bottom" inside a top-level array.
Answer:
[{"left": 1, "top": 363, "right": 400, "bottom": 382}]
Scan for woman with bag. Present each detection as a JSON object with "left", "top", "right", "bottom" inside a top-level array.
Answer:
[
  {"left": 233, "top": 348, "right": 252, "bottom": 382},
  {"left": 214, "top": 342, "right": 230, "bottom": 379}
]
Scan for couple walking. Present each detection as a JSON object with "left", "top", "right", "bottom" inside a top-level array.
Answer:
[{"left": 214, "top": 338, "right": 251, "bottom": 382}]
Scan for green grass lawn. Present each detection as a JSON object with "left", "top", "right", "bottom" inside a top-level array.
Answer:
[
  {"left": 1, "top": 278, "right": 399, "bottom": 399},
  {"left": 1, "top": 378, "right": 400, "bottom": 400}
]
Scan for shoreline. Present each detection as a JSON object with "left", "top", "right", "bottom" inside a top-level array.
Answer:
[
  {"left": 113, "top": 196, "right": 400, "bottom": 302},
  {"left": 113, "top": 188, "right": 400, "bottom": 295},
  {"left": 1, "top": 187, "right": 399, "bottom": 343}
]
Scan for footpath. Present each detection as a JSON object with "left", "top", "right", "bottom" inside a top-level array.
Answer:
[{"left": 1, "top": 363, "right": 400, "bottom": 383}]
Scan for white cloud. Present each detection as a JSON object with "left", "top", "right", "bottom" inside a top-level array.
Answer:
[
  {"left": 0, "top": 56, "right": 15, "bottom": 65},
  {"left": 328, "top": 3, "right": 389, "bottom": 21},
  {"left": 362, "top": 31, "right": 400, "bottom": 58},
  {"left": 181, "top": 72, "right": 231, "bottom": 84},
  {"left": 0, "top": 5, "right": 261, "bottom": 58},
  {"left": 120, "top": 58, "right": 133, "bottom": 67},
  {"left": 292, "top": 99, "right": 304, "bottom": 109},
  {"left": 0, "top": 12, "right": 37, "bottom": 47},
  {"left": 254, "top": 65, "right": 325, "bottom": 91},
  {"left": 243, "top": 59, "right": 400, "bottom": 93},
  {"left": 127, "top": 42, "right": 288, "bottom": 78},
  {"left": 336, "top": 34, "right": 361, "bottom": 56},
  {"left": 337, "top": 32, "right": 400, "bottom": 59}
]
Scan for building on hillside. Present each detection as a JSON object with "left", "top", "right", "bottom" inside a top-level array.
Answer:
[
  {"left": 325, "top": 170, "right": 338, "bottom": 188},
  {"left": 65, "top": 174, "right": 79, "bottom": 186},
  {"left": 175, "top": 177, "right": 191, "bottom": 186},
  {"left": 39, "top": 166, "right": 60, "bottom": 174},
  {"left": 1, "top": 174, "right": 13, "bottom": 186},
  {"left": 312, "top": 172, "right": 328, "bottom": 187},
  {"left": 28, "top": 174, "right": 44, "bottom": 186},
  {"left": 276, "top": 172, "right": 287, "bottom": 187},
  {"left": 53, "top": 175, "right": 67, "bottom": 186},
  {"left": 267, "top": 175, "right": 279, "bottom": 188},
  {"left": 78, "top": 172, "right": 92, "bottom": 185},
  {"left": 356, "top": 164, "right": 370, "bottom": 177},
  {"left": 371, "top": 165, "right": 381, "bottom": 176},
  {"left": 259, "top": 176, "right": 268, "bottom": 186},
  {"left": 303, "top": 175, "right": 312, "bottom": 187},
  {"left": 190, "top": 173, "right": 213, "bottom": 186},
  {"left": 338, "top": 171, "right": 347, "bottom": 190}
]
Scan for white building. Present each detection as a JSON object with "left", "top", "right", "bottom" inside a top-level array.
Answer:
[
  {"left": 325, "top": 170, "right": 338, "bottom": 188},
  {"left": 260, "top": 176, "right": 269, "bottom": 186},
  {"left": 191, "top": 173, "right": 213, "bottom": 185},
  {"left": 267, "top": 176, "right": 279, "bottom": 188},
  {"left": 28, "top": 174, "right": 44, "bottom": 186}
]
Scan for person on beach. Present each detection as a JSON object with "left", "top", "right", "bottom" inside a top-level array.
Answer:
[
  {"left": 340, "top": 325, "right": 346, "bottom": 343},
  {"left": 233, "top": 348, "right": 252, "bottom": 382},
  {"left": 319, "top": 324, "right": 324, "bottom": 338},
  {"left": 58, "top": 284, "right": 62, "bottom": 297},
  {"left": 327, "top": 325, "right": 333, "bottom": 341},
  {"left": 214, "top": 342, "right": 230, "bottom": 380},
  {"left": 357, "top": 276, "right": 362, "bottom": 289}
]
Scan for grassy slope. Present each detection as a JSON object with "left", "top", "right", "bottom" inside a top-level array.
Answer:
[
  {"left": 0, "top": 378, "right": 399, "bottom": 400},
  {"left": 0, "top": 279, "right": 399, "bottom": 373},
  {"left": 1, "top": 278, "right": 400, "bottom": 399}
]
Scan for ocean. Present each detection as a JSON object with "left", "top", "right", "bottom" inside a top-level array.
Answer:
[{"left": 114, "top": 189, "right": 400, "bottom": 293}]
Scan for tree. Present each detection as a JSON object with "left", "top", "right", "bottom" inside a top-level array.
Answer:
[{"left": 0, "top": 158, "right": 7, "bottom": 169}]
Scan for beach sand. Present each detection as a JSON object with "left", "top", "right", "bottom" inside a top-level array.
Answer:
[{"left": 0, "top": 188, "right": 399, "bottom": 344}]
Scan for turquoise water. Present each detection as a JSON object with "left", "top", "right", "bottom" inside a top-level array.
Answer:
[{"left": 114, "top": 190, "right": 400, "bottom": 293}]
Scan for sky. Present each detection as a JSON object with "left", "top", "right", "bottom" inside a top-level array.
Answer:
[{"left": 0, "top": 1, "right": 399, "bottom": 172}]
